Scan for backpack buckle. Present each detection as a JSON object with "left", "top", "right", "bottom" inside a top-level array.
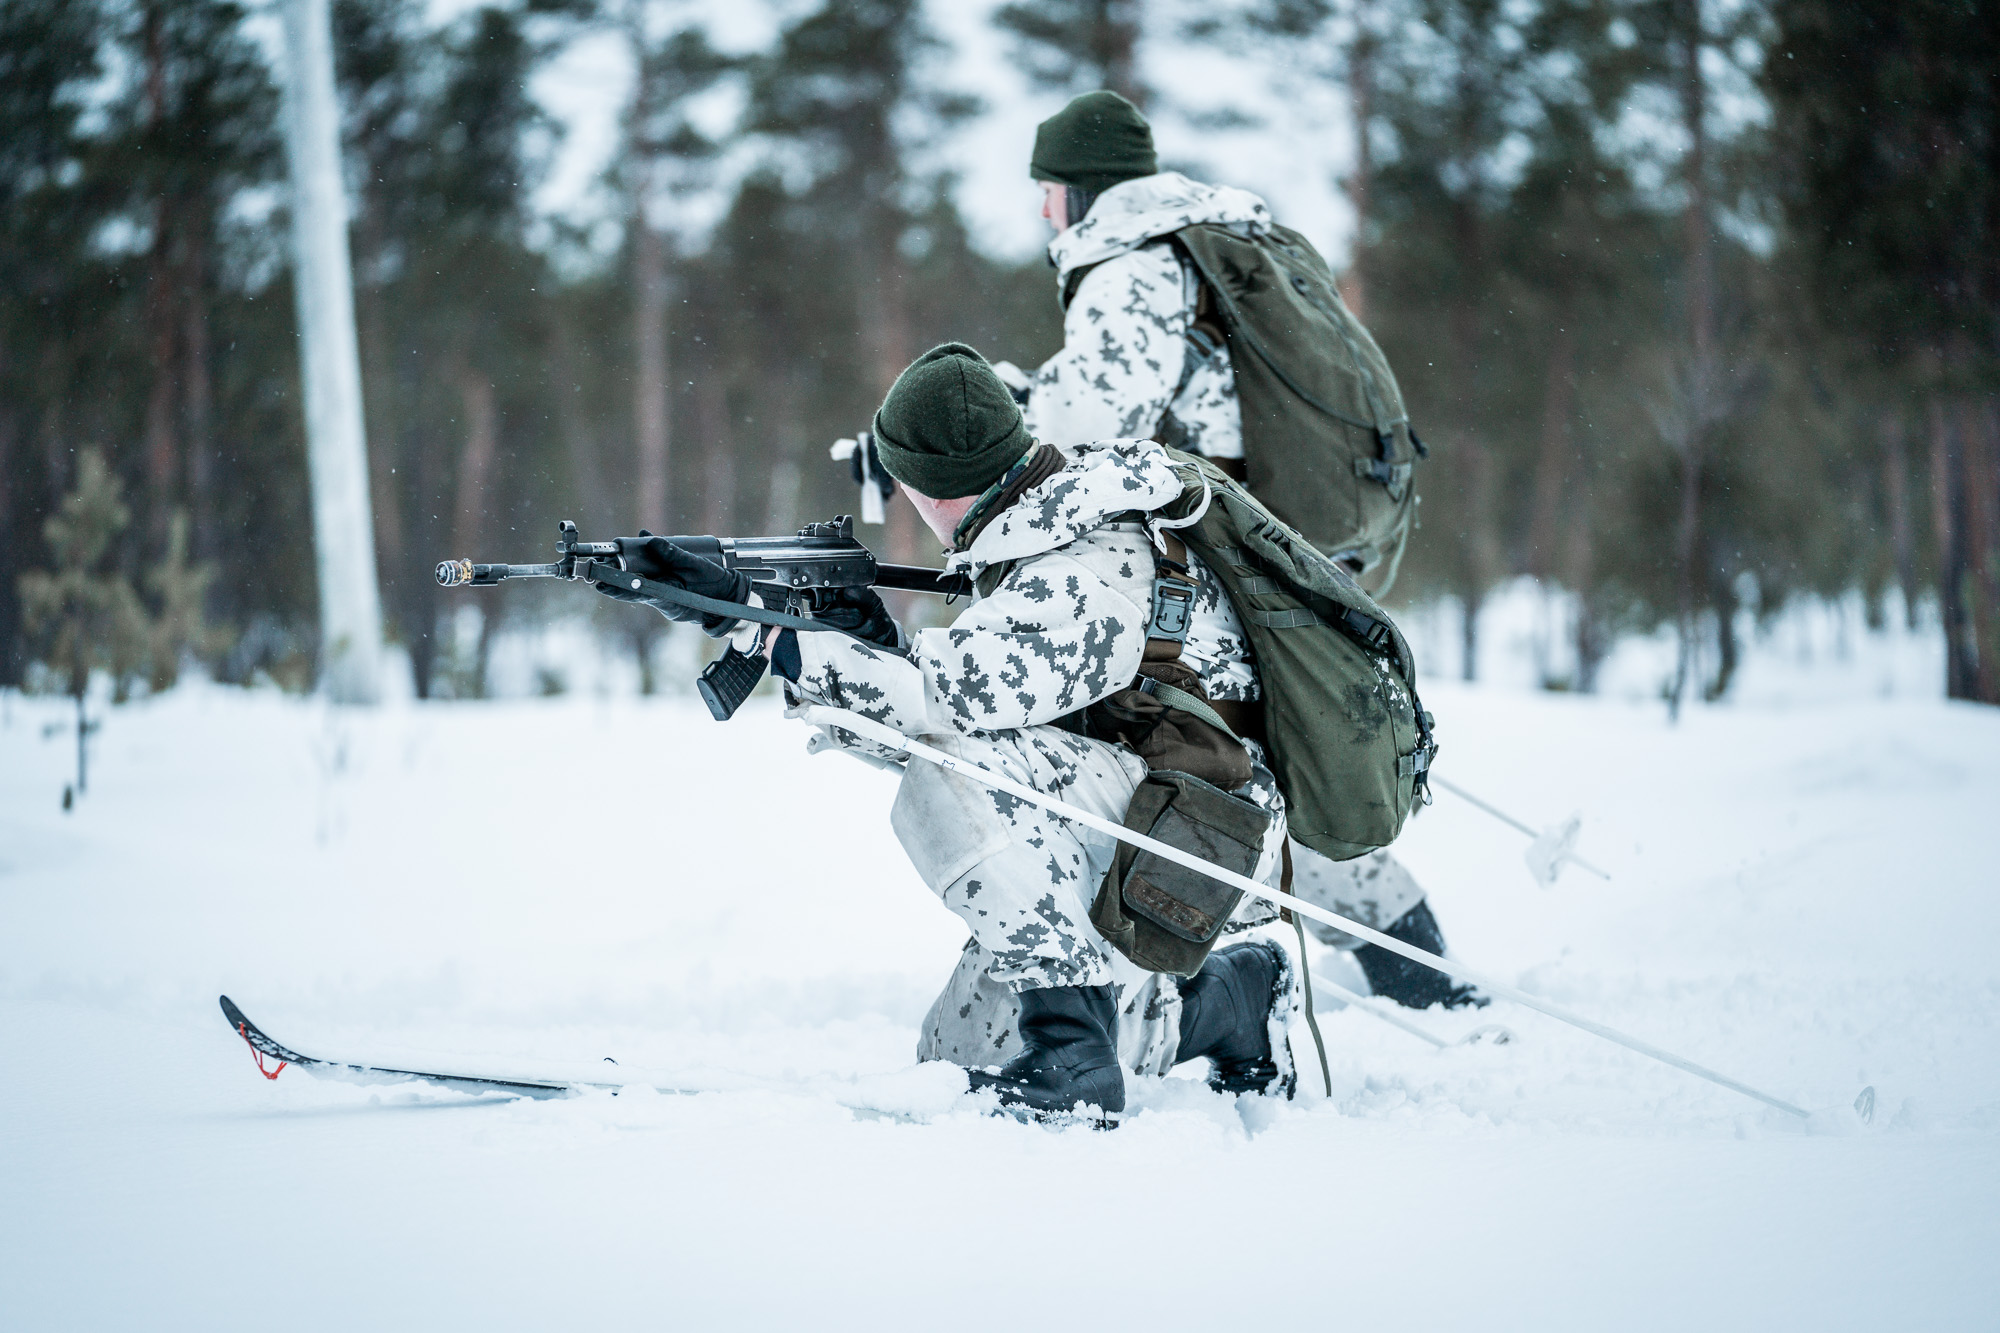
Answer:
[
  {"left": 1353, "top": 457, "right": 1413, "bottom": 501},
  {"left": 1149, "top": 576, "right": 1195, "bottom": 643}
]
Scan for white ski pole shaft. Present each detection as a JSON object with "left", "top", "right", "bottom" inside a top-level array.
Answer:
[
  {"left": 1313, "top": 974, "right": 1448, "bottom": 1049},
  {"left": 1431, "top": 775, "right": 1611, "bottom": 880},
  {"left": 803, "top": 705, "right": 1810, "bottom": 1120}
]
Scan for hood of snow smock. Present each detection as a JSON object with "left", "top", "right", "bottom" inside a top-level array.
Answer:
[
  {"left": 948, "top": 438, "right": 1184, "bottom": 572},
  {"left": 1046, "top": 171, "right": 1272, "bottom": 281}
]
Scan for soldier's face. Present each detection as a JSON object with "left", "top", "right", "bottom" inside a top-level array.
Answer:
[{"left": 1038, "top": 181, "right": 1068, "bottom": 233}]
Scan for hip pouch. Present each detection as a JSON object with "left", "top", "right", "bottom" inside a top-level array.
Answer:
[{"left": 1085, "top": 666, "right": 1275, "bottom": 977}]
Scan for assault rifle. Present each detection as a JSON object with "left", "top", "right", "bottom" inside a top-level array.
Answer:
[{"left": 437, "top": 516, "right": 969, "bottom": 721}]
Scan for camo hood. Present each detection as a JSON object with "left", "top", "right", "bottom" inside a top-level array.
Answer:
[
  {"left": 947, "top": 438, "right": 1186, "bottom": 573},
  {"left": 1047, "top": 171, "right": 1271, "bottom": 282}
]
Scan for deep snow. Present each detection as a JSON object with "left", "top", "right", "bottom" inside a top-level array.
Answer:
[{"left": 3, "top": 660, "right": 1997, "bottom": 1331}]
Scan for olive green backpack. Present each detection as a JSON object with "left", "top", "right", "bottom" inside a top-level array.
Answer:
[
  {"left": 1064, "top": 222, "right": 1426, "bottom": 589},
  {"left": 1163, "top": 449, "right": 1436, "bottom": 862},
  {"left": 1173, "top": 223, "right": 1423, "bottom": 588}
]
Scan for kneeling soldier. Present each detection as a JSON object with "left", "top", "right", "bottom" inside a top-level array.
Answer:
[{"left": 623, "top": 343, "right": 1301, "bottom": 1119}]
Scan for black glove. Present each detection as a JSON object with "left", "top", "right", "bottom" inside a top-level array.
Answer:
[
  {"left": 812, "top": 584, "right": 901, "bottom": 650},
  {"left": 598, "top": 532, "right": 751, "bottom": 637}
]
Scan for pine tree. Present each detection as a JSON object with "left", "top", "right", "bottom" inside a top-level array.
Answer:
[
  {"left": 112, "top": 0, "right": 280, "bottom": 585},
  {"left": 17, "top": 451, "right": 153, "bottom": 800},
  {"left": 1765, "top": 0, "right": 2000, "bottom": 703},
  {"left": 744, "top": 0, "right": 976, "bottom": 561},
  {"left": 0, "top": 0, "right": 106, "bottom": 687},
  {"left": 995, "top": 0, "right": 1146, "bottom": 106}
]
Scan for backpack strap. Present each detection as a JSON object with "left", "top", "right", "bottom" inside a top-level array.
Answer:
[
  {"left": 1142, "top": 531, "right": 1196, "bottom": 664},
  {"left": 1059, "top": 261, "right": 1104, "bottom": 311},
  {"left": 1134, "top": 532, "right": 1256, "bottom": 746}
]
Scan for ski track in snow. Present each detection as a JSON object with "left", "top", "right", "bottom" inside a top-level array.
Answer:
[{"left": 2, "top": 680, "right": 1997, "bottom": 1330}]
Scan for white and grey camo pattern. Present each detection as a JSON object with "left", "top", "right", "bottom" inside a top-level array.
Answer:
[
  {"left": 788, "top": 441, "right": 1183, "bottom": 738},
  {"left": 1024, "top": 172, "right": 1274, "bottom": 461},
  {"left": 898, "top": 722, "right": 1291, "bottom": 1072}
]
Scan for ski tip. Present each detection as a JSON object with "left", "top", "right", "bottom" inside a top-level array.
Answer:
[{"left": 1854, "top": 1085, "right": 1877, "bottom": 1125}]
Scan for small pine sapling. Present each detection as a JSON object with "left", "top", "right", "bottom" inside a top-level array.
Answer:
[{"left": 16, "top": 450, "right": 218, "bottom": 805}]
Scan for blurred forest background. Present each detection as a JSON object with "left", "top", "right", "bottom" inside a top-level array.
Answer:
[{"left": 2, "top": 0, "right": 1997, "bottom": 707}]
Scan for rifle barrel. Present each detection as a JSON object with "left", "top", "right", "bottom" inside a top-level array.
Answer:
[{"left": 435, "top": 559, "right": 564, "bottom": 587}]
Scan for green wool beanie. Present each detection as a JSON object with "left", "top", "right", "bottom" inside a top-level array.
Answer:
[
  {"left": 871, "top": 344, "right": 1032, "bottom": 499},
  {"left": 1030, "top": 90, "right": 1157, "bottom": 194}
]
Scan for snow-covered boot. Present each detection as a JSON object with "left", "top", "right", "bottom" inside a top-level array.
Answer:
[
  {"left": 967, "top": 984, "right": 1125, "bottom": 1119},
  {"left": 1354, "top": 900, "right": 1488, "bottom": 1010},
  {"left": 1176, "top": 939, "right": 1295, "bottom": 1098}
]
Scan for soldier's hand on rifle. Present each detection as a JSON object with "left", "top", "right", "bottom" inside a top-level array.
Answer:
[
  {"left": 600, "top": 532, "right": 752, "bottom": 637},
  {"left": 813, "top": 584, "right": 902, "bottom": 651}
]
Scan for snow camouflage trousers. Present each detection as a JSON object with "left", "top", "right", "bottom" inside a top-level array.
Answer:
[
  {"left": 893, "top": 723, "right": 1293, "bottom": 1077},
  {"left": 1287, "top": 844, "right": 1429, "bottom": 950}
]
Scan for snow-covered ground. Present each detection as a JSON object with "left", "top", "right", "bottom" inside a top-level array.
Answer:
[{"left": 3, "top": 659, "right": 1998, "bottom": 1330}]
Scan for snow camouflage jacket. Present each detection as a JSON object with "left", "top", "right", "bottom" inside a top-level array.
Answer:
[
  {"left": 786, "top": 438, "right": 1257, "bottom": 745},
  {"left": 1024, "top": 172, "right": 1274, "bottom": 461}
]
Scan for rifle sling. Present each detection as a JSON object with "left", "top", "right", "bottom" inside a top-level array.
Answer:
[{"left": 608, "top": 571, "right": 874, "bottom": 643}]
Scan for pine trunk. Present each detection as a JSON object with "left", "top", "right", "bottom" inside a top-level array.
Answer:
[
  {"left": 450, "top": 360, "right": 499, "bottom": 562},
  {"left": 143, "top": 195, "right": 181, "bottom": 541},
  {"left": 1339, "top": 26, "right": 1376, "bottom": 320},
  {"left": 181, "top": 227, "right": 218, "bottom": 603},
  {"left": 632, "top": 215, "right": 670, "bottom": 532},
  {"left": 1928, "top": 397, "right": 1975, "bottom": 699},
  {"left": 1525, "top": 321, "right": 1576, "bottom": 580},
  {"left": 1964, "top": 398, "right": 2000, "bottom": 703},
  {"left": 1669, "top": 0, "right": 1714, "bottom": 722},
  {"left": 1880, "top": 404, "right": 1916, "bottom": 629}
]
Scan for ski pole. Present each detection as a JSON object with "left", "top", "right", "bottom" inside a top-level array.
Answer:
[
  {"left": 800, "top": 704, "right": 1840, "bottom": 1121},
  {"left": 1430, "top": 774, "right": 1611, "bottom": 882},
  {"left": 1311, "top": 973, "right": 1514, "bottom": 1049}
]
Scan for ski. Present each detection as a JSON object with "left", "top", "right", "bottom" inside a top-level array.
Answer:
[
  {"left": 221, "top": 995, "right": 603, "bottom": 1099},
  {"left": 218, "top": 994, "right": 930, "bottom": 1122}
]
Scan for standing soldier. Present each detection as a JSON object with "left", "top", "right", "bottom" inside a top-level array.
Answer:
[{"left": 1000, "top": 91, "right": 1480, "bottom": 1010}]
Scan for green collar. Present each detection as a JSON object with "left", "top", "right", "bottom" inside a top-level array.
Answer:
[{"left": 951, "top": 444, "right": 1048, "bottom": 551}]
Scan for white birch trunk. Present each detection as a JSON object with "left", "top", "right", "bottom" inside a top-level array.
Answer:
[{"left": 280, "top": 0, "right": 383, "bottom": 704}]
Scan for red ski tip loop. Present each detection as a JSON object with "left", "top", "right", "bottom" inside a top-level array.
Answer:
[{"left": 238, "top": 1022, "right": 287, "bottom": 1081}]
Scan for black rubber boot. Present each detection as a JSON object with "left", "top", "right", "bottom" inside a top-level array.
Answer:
[
  {"left": 1354, "top": 900, "right": 1489, "bottom": 1010},
  {"left": 1176, "top": 939, "right": 1295, "bottom": 1098},
  {"left": 967, "top": 984, "right": 1125, "bottom": 1119}
]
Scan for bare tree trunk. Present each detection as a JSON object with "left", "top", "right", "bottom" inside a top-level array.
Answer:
[
  {"left": 1095, "top": 0, "right": 1145, "bottom": 108},
  {"left": 1561, "top": 465, "right": 1604, "bottom": 693},
  {"left": 697, "top": 367, "right": 734, "bottom": 534},
  {"left": 1444, "top": 167, "right": 1497, "bottom": 682},
  {"left": 1339, "top": 19, "right": 1376, "bottom": 319},
  {"left": 1525, "top": 321, "right": 1575, "bottom": 580},
  {"left": 1704, "top": 538, "right": 1740, "bottom": 701},
  {"left": 0, "top": 397, "right": 17, "bottom": 686},
  {"left": 356, "top": 286, "right": 406, "bottom": 638},
  {"left": 450, "top": 361, "right": 499, "bottom": 567},
  {"left": 144, "top": 198, "right": 180, "bottom": 543},
  {"left": 1668, "top": 0, "right": 1713, "bottom": 724},
  {"left": 450, "top": 361, "right": 499, "bottom": 700},
  {"left": 631, "top": 213, "right": 671, "bottom": 531},
  {"left": 551, "top": 312, "right": 611, "bottom": 535},
  {"left": 1928, "top": 396, "right": 1975, "bottom": 699},
  {"left": 181, "top": 230, "right": 217, "bottom": 590},
  {"left": 862, "top": 240, "right": 922, "bottom": 567},
  {"left": 1880, "top": 403, "right": 1916, "bottom": 629},
  {"left": 141, "top": 1, "right": 177, "bottom": 547},
  {"left": 1964, "top": 397, "right": 2000, "bottom": 702},
  {"left": 1459, "top": 586, "right": 1482, "bottom": 683}
]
